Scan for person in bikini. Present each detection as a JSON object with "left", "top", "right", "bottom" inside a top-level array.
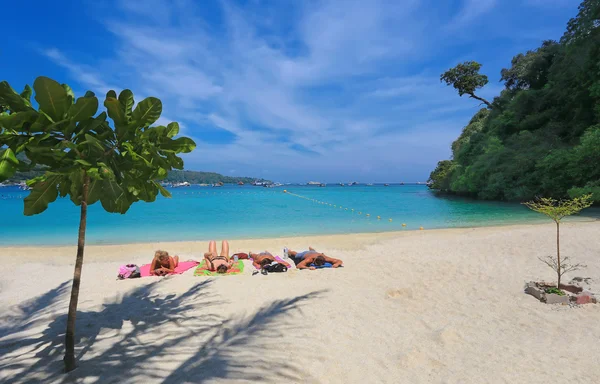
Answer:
[
  {"left": 289, "top": 247, "right": 343, "bottom": 270},
  {"left": 150, "top": 250, "right": 180, "bottom": 276},
  {"left": 204, "top": 240, "right": 233, "bottom": 274}
]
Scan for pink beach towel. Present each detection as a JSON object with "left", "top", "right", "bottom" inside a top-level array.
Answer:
[
  {"left": 140, "top": 261, "right": 199, "bottom": 277},
  {"left": 250, "top": 256, "right": 294, "bottom": 270}
]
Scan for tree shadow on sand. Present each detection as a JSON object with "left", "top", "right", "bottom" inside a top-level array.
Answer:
[
  {"left": 164, "top": 290, "right": 325, "bottom": 383},
  {"left": 0, "top": 279, "right": 221, "bottom": 384},
  {"left": 1, "top": 278, "right": 325, "bottom": 383}
]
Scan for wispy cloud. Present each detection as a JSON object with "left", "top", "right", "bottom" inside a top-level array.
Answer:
[
  {"left": 445, "top": 0, "right": 497, "bottom": 30},
  {"left": 36, "top": 0, "right": 574, "bottom": 182}
]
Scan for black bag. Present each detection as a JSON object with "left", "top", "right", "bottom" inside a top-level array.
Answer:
[{"left": 263, "top": 263, "right": 288, "bottom": 273}]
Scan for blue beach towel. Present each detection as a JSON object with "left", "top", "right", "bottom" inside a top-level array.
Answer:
[{"left": 311, "top": 262, "right": 333, "bottom": 269}]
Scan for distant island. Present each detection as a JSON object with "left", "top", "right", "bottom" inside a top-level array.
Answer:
[
  {"left": 164, "top": 170, "right": 269, "bottom": 185},
  {"left": 3, "top": 167, "right": 270, "bottom": 186}
]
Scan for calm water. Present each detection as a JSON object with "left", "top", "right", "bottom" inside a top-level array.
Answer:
[{"left": 0, "top": 184, "right": 595, "bottom": 246}]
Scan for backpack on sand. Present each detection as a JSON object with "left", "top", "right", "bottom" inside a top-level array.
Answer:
[
  {"left": 117, "top": 264, "right": 141, "bottom": 280},
  {"left": 263, "top": 262, "right": 288, "bottom": 273}
]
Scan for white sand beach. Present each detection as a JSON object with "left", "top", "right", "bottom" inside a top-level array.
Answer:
[{"left": 1, "top": 222, "right": 599, "bottom": 383}]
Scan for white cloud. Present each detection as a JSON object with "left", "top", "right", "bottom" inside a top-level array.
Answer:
[
  {"left": 43, "top": 48, "right": 118, "bottom": 95},
  {"left": 445, "top": 0, "right": 497, "bottom": 30},
  {"left": 40, "top": 0, "right": 544, "bottom": 182}
]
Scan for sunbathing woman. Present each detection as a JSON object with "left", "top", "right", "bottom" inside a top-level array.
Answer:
[
  {"left": 204, "top": 240, "right": 233, "bottom": 274},
  {"left": 295, "top": 251, "right": 343, "bottom": 270},
  {"left": 150, "top": 250, "right": 180, "bottom": 276},
  {"left": 249, "top": 251, "right": 292, "bottom": 270}
]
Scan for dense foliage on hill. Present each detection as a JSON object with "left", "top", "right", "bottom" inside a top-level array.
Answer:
[
  {"left": 164, "top": 170, "right": 268, "bottom": 184},
  {"left": 429, "top": 0, "right": 600, "bottom": 202}
]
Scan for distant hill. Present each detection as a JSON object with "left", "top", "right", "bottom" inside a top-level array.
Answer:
[
  {"left": 5, "top": 167, "right": 268, "bottom": 185},
  {"left": 164, "top": 170, "right": 269, "bottom": 185}
]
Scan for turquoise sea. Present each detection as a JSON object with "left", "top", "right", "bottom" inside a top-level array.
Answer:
[{"left": 0, "top": 184, "right": 597, "bottom": 246}]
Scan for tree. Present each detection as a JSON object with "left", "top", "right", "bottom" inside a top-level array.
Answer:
[
  {"left": 430, "top": 0, "right": 600, "bottom": 202},
  {"left": 427, "top": 160, "right": 455, "bottom": 191},
  {"left": 440, "top": 61, "right": 492, "bottom": 107},
  {"left": 500, "top": 40, "right": 560, "bottom": 91},
  {"left": 0, "top": 76, "right": 196, "bottom": 372},
  {"left": 561, "top": 0, "right": 600, "bottom": 45},
  {"left": 523, "top": 194, "right": 593, "bottom": 288}
]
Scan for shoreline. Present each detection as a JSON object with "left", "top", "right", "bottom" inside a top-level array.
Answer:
[
  {"left": 3, "top": 220, "right": 597, "bottom": 265},
  {"left": 3, "top": 216, "right": 598, "bottom": 249}
]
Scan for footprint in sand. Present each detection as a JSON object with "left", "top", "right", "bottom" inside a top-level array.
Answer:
[
  {"left": 433, "top": 326, "right": 462, "bottom": 347},
  {"left": 398, "top": 347, "right": 445, "bottom": 369},
  {"left": 386, "top": 288, "right": 414, "bottom": 299}
]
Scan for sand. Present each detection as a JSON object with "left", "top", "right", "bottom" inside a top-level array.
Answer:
[{"left": 1, "top": 222, "right": 599, "bottom": 383}]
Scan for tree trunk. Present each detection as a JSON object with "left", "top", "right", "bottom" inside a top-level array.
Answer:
[
  {"left": 468, "top": 93, "right": 492, "bottom": 108},
  {"left": 64, "top": 172, "right": 90, "bottom": 372},
  {"left": 556, "top": 221, "right": 561, "bottom": 288}
]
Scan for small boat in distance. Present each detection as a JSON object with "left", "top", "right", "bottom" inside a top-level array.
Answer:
[
  {"left": 400, "top": 182, "right": 405, "bottom": 185},
  {"left": 238, "top": 181, "right": 244, "bottom": 185},
  {"left": 173, "top": 182, "right": 191, "bottom": 188},
  {"left": 339, "top": 183, "right": 345, "bottom": 186},
  {"left": 384, "top": 183, "right": 390, "bottom": 187},
  {"left": 349, "top": 181, "right": 359, "bottom": 186},
  {"left": 319, "top": 183, "right": 326, "bottom": 187},
  {"left": 307, "top": 181, "right": 322, "bottom": 185},
  {"left": 366, "top": 183, "right": 373, "bottom": 186}
]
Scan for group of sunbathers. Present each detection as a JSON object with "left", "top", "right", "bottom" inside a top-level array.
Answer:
[{"left": 150, "top": 240, "right": 343, "bottom": 275}]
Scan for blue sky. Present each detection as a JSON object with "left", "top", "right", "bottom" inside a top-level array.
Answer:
[{"left": 3, "top": 0, "right": 580, "bottom": 182}]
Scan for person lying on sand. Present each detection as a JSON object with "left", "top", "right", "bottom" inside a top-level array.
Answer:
[
  {"left": 294, "top": 251, "right": 343, "bottom": 270},
  {"left": 288, "top": 246, "right": 320, "bottom": 262},
  {"left": 150, "top": 250, "right": 179, "bottom": 276},
  {"left": 249, "top": 251, "right": 291, "bottom": 270},
  {"left": 204, "top": 240, "right": 233, "bottom": 274}
]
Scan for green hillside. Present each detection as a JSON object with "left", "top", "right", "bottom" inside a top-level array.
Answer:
[{"left": 429, "top": 1, "right": 600, "bottom": 202}]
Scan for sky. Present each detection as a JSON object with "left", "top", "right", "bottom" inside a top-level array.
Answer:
[{"left": 2, "top": 0, "right": 581, "bottom": 183}]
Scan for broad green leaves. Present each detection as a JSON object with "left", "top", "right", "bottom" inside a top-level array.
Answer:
[
  {"left": 162, "top": 137, "right": 196, "bottom": 153},
  {"left": 104, "top": 95, "right": 127, "bottom": 128},
  {"left": 2, "top": 76, "right": 195, "bottom": 217},
  {"left": 0, "top": 148, "right": 19, "bottom": 181},
  {"left": 33, "top": 77, "right": 71, "bottom": 122},
  {"left": 0, "top": 110, "right": 38, "bottom": 130},
  {"left": 24, "top": 176, "right": 60, "bottom": 215},
  {"left": 132, "top": 97, "right": 161, "bottom": 127},
  {"left": 118, "top": 90, "right": 134, "bottom": 120},
  {"left": 166, "top": 122, "right": 179, "bottom": 138},
  {"left": 69, "top": 97, "right": 98, "bottom": 122},
  {"left": 20, "top": 85, "right": 32, "bottom": 103},
  {"left": 100, "top": 178, "right": 131, "bottom": 213},
  {"left": 0, "top": 81, "right": 32, "bottom": 112}
]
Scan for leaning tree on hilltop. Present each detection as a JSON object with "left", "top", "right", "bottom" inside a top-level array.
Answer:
[
  {"left": 523, "top": 194, "right": 593, "bottom": 288},
  {"left": 441, "top": 61, "right": 492, "bottom": 107},
  {"left": 0, "top": 77, "right": 196, "bottom": 372}
]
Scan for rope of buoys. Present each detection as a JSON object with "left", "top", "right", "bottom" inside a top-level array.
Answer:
[{"left": 283, "top": 189, "right": 400, "bottom": 225}]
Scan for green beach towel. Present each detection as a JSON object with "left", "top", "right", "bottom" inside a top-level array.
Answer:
[{"left": 194, "top": 260, "right": 244, "bottom": 276}]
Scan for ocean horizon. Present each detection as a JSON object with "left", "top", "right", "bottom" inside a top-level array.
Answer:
[{"left": 1, "top": 184, "right": 597, "bottom": 246}]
